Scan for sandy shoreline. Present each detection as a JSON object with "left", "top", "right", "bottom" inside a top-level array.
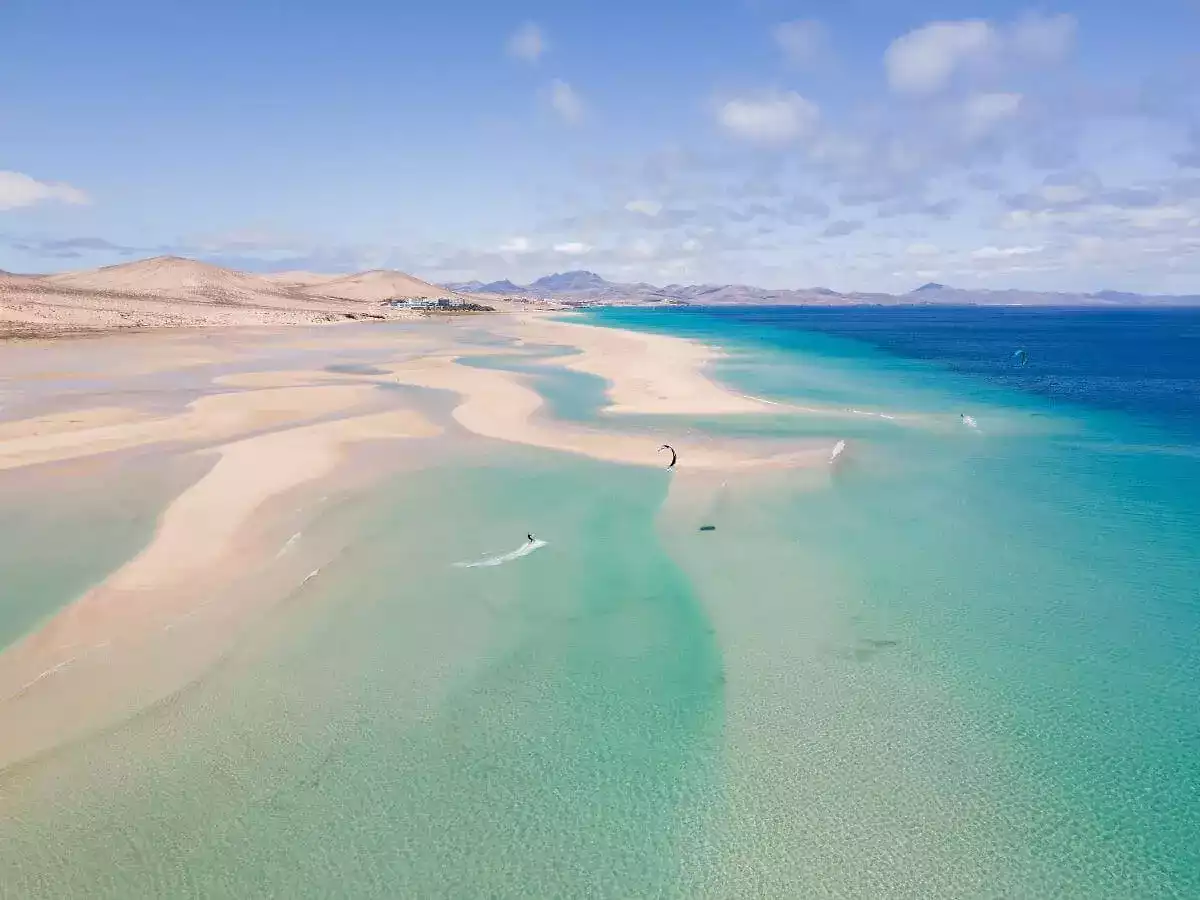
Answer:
[{"left": 0, "top": 313, "right": 839, "bottom": 768}]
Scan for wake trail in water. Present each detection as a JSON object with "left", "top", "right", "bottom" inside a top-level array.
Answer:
[
  {"left": 453, "top": 539, "right": 548, "bottom": 569},
  {"left": 849, "top": 407, "right": 898, "bottom": 420},
  {"left": 276, "top": 531, "right": 302, "bottom": 557},
  {"left": 10, "top": 656, "right": 78, "bottom": 701},
  {"left": 742, "top": 394, "right": 784, "bottom": 406}
]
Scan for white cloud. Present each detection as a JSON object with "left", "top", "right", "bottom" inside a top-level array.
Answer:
[
  {"left": 499, "top": 236, "right": 531, "bottom": 253},
  {"left": 963, "top": 91, "right": 1023, "bottom": 137},
  {"left": 1124, "top": 204, "right": 1194, "bottom": 230},
  {"left": 548, "top": 79, "right": 584, "bottom": 124},
  {"left": 625, "top": 199, "right": 662, "bottom": 217},
  {"left": 553, "top": 241, "right": 590, "bottom": 255},
  {"left": 773, "top": 20, "right": 827, "bottom": 67},
  {"left": 1042, "top": 182, "right": 1091, "bottom": 206},
  {"left": 507, "top": 23, "right": 546, "bottom": 63},
  {"left": 1010, "top": 12, "right": 1076, "bottom": 63},
  {"left": 809, "top": 132, "right": 871, "bottom": 168},
  {"left": 885, "top": 20, "right": 996, "bottom": 95},
  {"left": 717, "top": 91, "right": 819, "bottom": 144},
  {"left": 906, "top": 242, "right": 941, "bottom": 257},
  {"left": 971, "top": 244, "right": 1042, "bottom": 260},
  {"left": 0, "top": 170, "right": 89, "bottom": 211},
  {"left": 884, "top": 15, "right": 1075, "bottom": 96}
]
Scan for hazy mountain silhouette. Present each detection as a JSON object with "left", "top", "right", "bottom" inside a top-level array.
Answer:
[{"left": 443, "top": 272, "right": 1200, "bottom": 307}]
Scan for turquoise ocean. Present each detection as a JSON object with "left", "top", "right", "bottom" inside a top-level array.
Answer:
[{"left": 0, "top": 308, "right": 1197, "bottom": 898}]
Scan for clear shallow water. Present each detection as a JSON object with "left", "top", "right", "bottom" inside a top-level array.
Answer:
[
  {"left": 593, "top": 306, "right": 1200, "bottom": 895},
  {"left": 0, "top": 450, "right": 722, "bottom": 899},
  {"left": 0, "top": 454, "right": 205, "bottom": 651},
  {"left": 459, "top": 350, "right": 612, "bottom": 423},
  {"left": 1, "top": 310, "right": 1198, "bottom": 898}
]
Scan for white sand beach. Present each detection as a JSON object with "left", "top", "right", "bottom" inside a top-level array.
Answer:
[{"left": 503, "top": 316, "right": 775, "bottom": 415}]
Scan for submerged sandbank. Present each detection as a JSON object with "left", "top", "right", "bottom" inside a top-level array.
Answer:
[
  {"left": 0, "top": 406, "right": 441, "bottom": 769},
  {"left": 0, "top": 315, "right": 835, "bottom": 770},
  {"left": 0, "top": 384, "right": 384, "bottom": 472},
  {"left": 387, "top": 355, "right": 830, "bottom": 470}
]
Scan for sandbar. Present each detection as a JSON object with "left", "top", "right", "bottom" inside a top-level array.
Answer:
[
  {"left": 0, "top": 384, "right": 384, "bottom": 472},
  {"left": 387, "top": 355, "right": 829, "bottom": 470},
  {"left": 506, "top": 316, "right": 773, "bottom": 416},
  {"left": 0, "top": 407, "right": 440, "bottom": 767}
]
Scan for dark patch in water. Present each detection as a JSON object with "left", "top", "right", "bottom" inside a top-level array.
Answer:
[
  {"left": 699, "top": 525, "right": 716, "bottom": 532},
  {"left": 851, "top": 638, "right": 900, "bottom": 662},
  {"left": 325, "top": 363, "right": 388, "bottom": 376}
]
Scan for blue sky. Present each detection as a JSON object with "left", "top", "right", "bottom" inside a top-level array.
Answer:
[{"left": 2, "top": 0, "right": 1199, "bottom": 292}]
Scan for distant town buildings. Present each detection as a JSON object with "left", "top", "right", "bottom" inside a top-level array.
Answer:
[{"left": 386, "top": 297, "right": 495, "bottom": 311}]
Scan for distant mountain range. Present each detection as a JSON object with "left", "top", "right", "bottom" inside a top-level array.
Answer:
[{"left": 444, "top": 270, "right": 1200, "bottom": 307}]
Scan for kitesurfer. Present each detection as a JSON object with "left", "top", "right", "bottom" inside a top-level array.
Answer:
[{"left": 527, "top": 533, "right": 535, "bottom": 543}]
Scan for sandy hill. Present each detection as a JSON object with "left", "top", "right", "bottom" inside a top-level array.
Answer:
[
  {"left": 301, "top": 269, "right": 454, "bottom": 301},
  {"left": 261, "top": 271, "right": 339, "bottom": 287},
  {"left": 43, "top": 256, "right": 294, "bottom": 303},
  {"left": 0, "top": 269, "right": 42, "bottom": 284},
  {"left": 1, "top": 255, "right": 505, "bottom": 337}
]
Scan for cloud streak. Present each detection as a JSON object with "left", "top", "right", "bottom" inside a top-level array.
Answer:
[
  {"left": 507, "top": 23, "right": 546, "bottom": 63},
  {"left": 0, "top": 171, "right": 90, "bottom": 211},
  {"left": 548, "top": 79, "right": 585, "bottom": 124},
  {"left": 772, "top": 20, "right": 827, "bottom": 68},
  {"left": 4, "top": 236, "right": 140, "bottom": 259}
]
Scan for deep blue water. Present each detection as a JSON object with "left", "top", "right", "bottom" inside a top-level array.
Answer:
[{"left": 592, "top": 306, "right": 1200, "bottom": 439}]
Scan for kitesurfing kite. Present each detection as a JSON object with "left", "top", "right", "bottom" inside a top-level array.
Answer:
[
  {"left": 659, "top": 444, "right": 677, "bottom": 469},
  {"left": 1012, "top": 348, "right": 1029, "bottom": 367}
]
